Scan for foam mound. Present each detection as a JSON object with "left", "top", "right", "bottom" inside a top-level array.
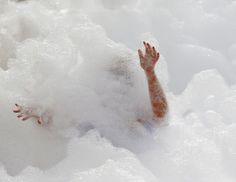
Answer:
[{"left": 0, "top": 0, "right": 235, "bottom": 181}]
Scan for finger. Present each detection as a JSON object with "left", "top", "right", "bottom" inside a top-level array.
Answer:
[
  {"left": 144, "top": 42, "right": 150, "bottom": 54},
  {"left": 147, "top": 43, "right": 151, "bottom": 50},
  {"left": 22, "top": 116, "right": 31, "bottom": 121},
  {"left": 148, "top": 43, "right": 154, "bottom": 55},
  {"left": 14, "top": 104, "right": 23, "bottom": 112},
  {"left": 151, "top": 46, "right": 156, "bottom": 57},
  {"left": 37, "top": 118, "right": 42, "bottom": 125},
  {"left": 152, "top": 46, "right": 159, "bottom": 58},
  {"left": 155, "top": 52, "right": 160, "bottom": 61},
  {"left": 152, "top": 46, "right": 156, "bottom": 53},
  {"left": 17, "top": 114, "right": 23, "bottom": 118},
  {"left": 138, "top": 49, "right": 144, "bottom": 59},
  {"left": 139, "top": 51, "right": 145, "bottom": 65},
  {"left": 143, "top": 41, "right": 147, "bottom": 50},
  {"left": 13, "top": 109, "right": 21, "bottom": 113}
]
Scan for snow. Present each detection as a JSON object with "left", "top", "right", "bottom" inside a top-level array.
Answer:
[{"left": 0, "top": 0, "right": 236, "bottom": 181}]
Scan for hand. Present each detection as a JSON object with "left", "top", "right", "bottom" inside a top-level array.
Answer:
[
  {"left": 138, "top": 41, "right": 160, "bottom": 72},
  {"left": 13, "top": 104, "right": 42, "bottom": 124}
]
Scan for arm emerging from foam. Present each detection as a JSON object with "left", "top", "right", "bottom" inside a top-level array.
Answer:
[
  {"left": 138, "top": 42, "right": 168, "bottom": 121},
  {"left": 13, "top": 42, "right": 167, "bottom": 125}
]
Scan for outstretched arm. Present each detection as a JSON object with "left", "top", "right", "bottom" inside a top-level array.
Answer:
[
  {"left": 138, "top": 42, "right": 168, "bottom": 121},
  {"left": 13, "top": 104, "right": 52, "bottom": 125}
]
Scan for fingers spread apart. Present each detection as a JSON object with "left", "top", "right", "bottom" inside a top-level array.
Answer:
[
  {"left": 13, "top": 104, "right": 31, "bottom": 121},
  {"left": 143, "top": 41, "right": 159, "bottom": 59}
]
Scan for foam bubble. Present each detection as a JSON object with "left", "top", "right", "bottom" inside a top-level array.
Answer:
[{"left": 0, "top": 0, "right": 236, "bottom": 181}]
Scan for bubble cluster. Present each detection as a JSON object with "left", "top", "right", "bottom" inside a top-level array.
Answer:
[{"left": 0, "top": 0, "right": 235, "bottom": 181}]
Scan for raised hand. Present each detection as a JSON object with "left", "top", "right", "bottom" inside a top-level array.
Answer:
[
  {"left": 137, "top": 41, "right": 168, "bottom": 122},
  {"left": 13, "top": 104, "right": 51, "bottom": 125},
  {"left": 138, "top": 41, "right": 160, "bottom": 72}
]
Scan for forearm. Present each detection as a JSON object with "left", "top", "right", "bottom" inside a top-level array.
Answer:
[
  {"left": 145, "top": 70, "right": 168, "bottom": 119},
  {"left": 138, "top": 41, "right": 168, "bottom": 120}
]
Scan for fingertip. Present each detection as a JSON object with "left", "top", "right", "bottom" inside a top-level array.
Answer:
[
  {"left": 37, "top": 119, "right": 42, "bottom": 124},
  {"left": 147, "top": 43, "right": 152, "bottom": 50}
]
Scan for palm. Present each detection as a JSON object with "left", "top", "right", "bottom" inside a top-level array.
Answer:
[
  {"left": 13, "top": 104, "right": 42, "bottom": 124},
  {"left": 138, "top": 42, "right": 160, "bottom": 72}
]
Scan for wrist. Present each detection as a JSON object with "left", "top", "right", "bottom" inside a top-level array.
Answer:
[{"left": 144, "top": 68, "right": 155, "bottom": 75}]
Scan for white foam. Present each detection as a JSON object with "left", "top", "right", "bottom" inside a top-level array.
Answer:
[{"left": 0, "top": 0, "right": 236, "bottom": 181}]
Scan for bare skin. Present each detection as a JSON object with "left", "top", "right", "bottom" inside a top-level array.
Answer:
[
  {"left": 13, "top": 41, "right": 168, "bottom": 125},
  {"left": 13, "top": 104, "right": 52, "bottom": 125},
  {"left": 138, "top": 42, "right": 168, "bottom": 121}
]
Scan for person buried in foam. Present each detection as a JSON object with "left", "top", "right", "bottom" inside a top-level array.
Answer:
[{"left": 13, "top": 42, "right": 168, "bottom": 126}]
